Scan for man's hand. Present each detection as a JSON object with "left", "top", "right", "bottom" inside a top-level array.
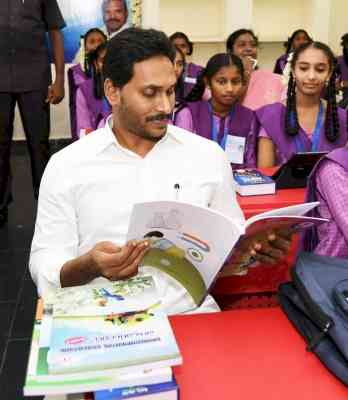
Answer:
[
  {"left": 89, "top": 240, "right": 150, "bottom": 281},
  {"left": 46, "top": 79, "right": 65, "bottom": 104}
]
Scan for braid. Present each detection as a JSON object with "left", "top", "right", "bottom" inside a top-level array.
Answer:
[
  {"left": 325, "top": 71, "right": 339, "bottom": 142},
  {"left": 285, "top": 72, "right": 300, "bottom": 136},
  {"left": 184, "top": 70, "right": 206, "bottom": 102}
]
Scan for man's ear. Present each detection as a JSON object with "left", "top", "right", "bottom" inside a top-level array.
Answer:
[{"left": 104, "top": 78, "right": 121, "bottom": 107}]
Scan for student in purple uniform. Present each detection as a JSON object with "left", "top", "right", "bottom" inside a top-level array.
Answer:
[
  {"left": 169, "top": 32, "right": 203, "bottom": 86},
  {"left": 337, "top": 33, "right": 348, "bottom": 108},
  {"left": 174, "top": 53, "right": 256, "bottom": 168},
  {"left": 302, "top": 147, "right": 348, "bottom": 258},
  {"left": 68, "top": 28, "right": 107, "bottom": 139},
  {"left": 75, "top": 43, "right": 110, "bottom": 137},
  {"left": 273, "top": 29, "right": 311, "bottom": 75},
  {"left": 226, "top": 29, "right": 285, "bottom": 111},
  {"left": 257, "top": 42, "right": 348, "bottom": 167}
]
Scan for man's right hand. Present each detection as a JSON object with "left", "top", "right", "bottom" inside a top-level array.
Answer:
[{"left": 89, "top": 240, "right": 150, "bottom": 281}]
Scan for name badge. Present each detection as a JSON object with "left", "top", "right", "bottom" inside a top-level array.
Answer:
[
  {"left": 184, "top": 76, "right": 197, "bottom": 84},
  {"left": 225, "top": 135, "right": 246, "bottom": 164}
]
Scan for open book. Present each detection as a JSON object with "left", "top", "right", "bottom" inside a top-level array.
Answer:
[{"left": 127, "top": 201, "right": 327, "bottom": 308}]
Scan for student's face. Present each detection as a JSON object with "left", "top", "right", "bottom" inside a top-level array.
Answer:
[
  {"left": 103, "top": 0, "right": 128, "bottom": 35},
  {"left": 232, "top": 33, "right": 258, "bottom": 60},
  {"left": 174, "top": 52, "right": 185, "bottom": 79},
  {"left": 85, "top": 32, "right": 106, "bottom": 54},
  {"left": 172, "top": 38, "right": 190, "bottom": 56},
  {"left": 292, "top": 32, "right": 310, "bottom": 51},
  {"left": 105, "top": 56, "right": 176, "bottom": 142},
  {"left": 208, "top": 65, "right": 244, "bottom": 108},
  {"left": 293, "top": 48, "right": 331, "bottom": 96}
]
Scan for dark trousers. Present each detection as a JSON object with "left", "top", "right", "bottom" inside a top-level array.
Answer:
[{"left": 0, "top": 90, "right": 50, "bottom": 209}]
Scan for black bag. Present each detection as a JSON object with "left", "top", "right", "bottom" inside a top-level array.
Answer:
[{"left": 278, "top": 252, "right": 348, "bottom": 385}]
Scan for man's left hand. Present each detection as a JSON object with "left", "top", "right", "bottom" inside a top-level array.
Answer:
[{"left": 47, "top": 80, "right": 65, "bottom": 104}]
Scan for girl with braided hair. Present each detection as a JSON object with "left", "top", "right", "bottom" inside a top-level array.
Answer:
[
  {"left": 75, "top": 43, "right": 111, "bottom": 137},
  {"left": 257, "top": 41, "right": 348, "bottom": 168},
  {"left": 273, "top": 29, "right": 311, "bottom": 75},
  {"left": 68, "top": 28, "right": 107, "bottom": 139},
  {"left": 174, "top": 53, "right": 257, "bottom": 168}
]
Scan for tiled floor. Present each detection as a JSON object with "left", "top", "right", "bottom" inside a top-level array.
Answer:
[{"left": 0, "top": 142, "right": 70, "bottom": 400}]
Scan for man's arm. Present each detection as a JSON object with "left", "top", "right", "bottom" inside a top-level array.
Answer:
[{"left": 47, "top": 29, "right": 65, "bottom": 104}]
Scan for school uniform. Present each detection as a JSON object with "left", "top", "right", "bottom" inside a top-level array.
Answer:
[
  {"left": 256, "top": 102, "right": 348, "bottom": 165},
  {"left": 303, "top": 147, "right": 348, "bottom": 258},
  {"left": 175, "top": 100, "right": 257, "bottom": 168}
]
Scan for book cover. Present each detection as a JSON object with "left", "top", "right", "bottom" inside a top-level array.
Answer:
[
  {"left": 24, "top": 309, "right": 173, "bottom": 396},
  {"left": 47, "top": 309, "right": 182, "bottom": 375},
  {"left": 94, "top": 378, "right": 179, "bottom": 400},
  {"left": 233, "top": 169, "right": 275, "bottom": 196}
]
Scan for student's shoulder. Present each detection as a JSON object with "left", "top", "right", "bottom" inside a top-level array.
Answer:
[{"left": 255, "top": 102, "right": 285, "bottom": 119}]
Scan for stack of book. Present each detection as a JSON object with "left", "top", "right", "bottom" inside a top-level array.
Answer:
[{"left": 23, "top": 276, "right": 181, "bottom": 399}]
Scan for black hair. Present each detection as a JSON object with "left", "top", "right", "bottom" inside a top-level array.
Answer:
[
  {"left": 169, "top": 32, "right": 193, "bottom": 55},
  {"left": 226, "top": 29, "right": 259, "bottom": 53},
  {"left": 103, "top": 28, "right": 175, "bottom": 88},
  {"left": 184, "top": 53, "right": 245, "bottom": 103},
  {"left": 285, "top": 41, "right": 341, "bottom": 143},
  {"left": 284, "top": 29, "right": 311, "bottom": 54},
  {"left": 173, "top": 46, "right": 186, "bottom": 104},
  {"left": 82, "top": 28, "right": 107, "bottom": 74},
  {"left": 340, "top": 33, "right": 348, "bottom": 64},
  {"left": 86, "top": 43, "right": 108, "bottom": 99}
]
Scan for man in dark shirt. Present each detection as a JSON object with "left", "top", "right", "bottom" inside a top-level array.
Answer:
[{"left": 0, "top": 0, "right": 66, "bottom": 226}]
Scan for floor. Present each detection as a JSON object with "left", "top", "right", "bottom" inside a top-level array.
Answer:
[{"left": 0, "top": 141, "right": 70, "bottom": 400}]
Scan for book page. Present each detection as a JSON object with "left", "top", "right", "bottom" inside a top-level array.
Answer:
[{"left": 127, "top": 201, "right": 244, "bottom": 306}]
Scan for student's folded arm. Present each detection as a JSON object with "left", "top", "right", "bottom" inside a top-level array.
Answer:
[{"left": 257, "top": 136, "right": 276, "bottom": 168}]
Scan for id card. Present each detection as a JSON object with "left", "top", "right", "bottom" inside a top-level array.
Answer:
[
  {"left": 184, "top": 76, "right": 197, "bottom": 84},
  {"left": 225, "top": 135, "right": 246, "bottom": 164}
]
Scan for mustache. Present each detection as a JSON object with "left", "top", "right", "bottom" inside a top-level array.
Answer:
[{"left": 145, "top": 113, "right": 171, "bottom": 122}]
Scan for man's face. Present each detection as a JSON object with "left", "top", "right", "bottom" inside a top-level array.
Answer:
[
  {"left": 106, "top": 56, "right": 176, "bottom": 142},
  {"left": 103, "top": 0, "right": 128, "bottom": 35}
]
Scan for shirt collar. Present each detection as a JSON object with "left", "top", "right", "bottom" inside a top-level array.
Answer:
[{"left": 96, "top": 115, "right": 184, "bottom": 155}]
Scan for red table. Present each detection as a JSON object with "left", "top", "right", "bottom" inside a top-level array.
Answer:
[
  {"left": 171, "top": 308, "right": 347, "bottom": 400},
  {"left": 211, "top": 170, "right": 306, "bottom": 308}
]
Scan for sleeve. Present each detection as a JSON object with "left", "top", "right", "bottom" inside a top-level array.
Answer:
[
  {"left": 258, "top": 127, "right": 271, "bottom": 138},
  {"left": 29, "top": 155, "right": 79, "bottom": 298},
  {"left": 42, "top": 0, "right": 66, "bottom": 30},
  {"left": 244, "top": 113, "right": 257, "bottom": 168},
  {"left": 315, "top": 160, "right": 348, "bottom": 244},
  {"left": 174, "top": 107, "right": 195, "bottom": 133},
  {"left": 209, "top": 148, "right": 245, "bottom": 226},
  {"left": 76, "top": 87, "right": 93, "bottom": 137}
]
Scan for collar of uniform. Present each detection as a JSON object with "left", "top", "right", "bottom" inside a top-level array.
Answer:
[{"left": 96, "top": 115, "right": 183, "bottom": 155}]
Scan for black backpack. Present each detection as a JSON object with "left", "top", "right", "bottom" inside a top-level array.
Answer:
[{"left": 279, "top": 252, "right": 348, "bottom": 385}]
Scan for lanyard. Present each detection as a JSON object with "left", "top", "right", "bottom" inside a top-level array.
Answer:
[
  {"left": 208, "top": 102, "right": 234, "bottom": 150},
  {"left": 294, "top": 101, "right": 324, "bottom": 152}
]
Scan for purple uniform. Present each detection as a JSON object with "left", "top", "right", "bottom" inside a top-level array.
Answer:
[
  {"left": 67, "top": 64, "right": 88, "bottom": 140},
  {"left": 273, "top": 53, "right": 289, "bottom": 75},
  {"left": 303, "top": 147, "right": 348, "bottom": 258},
  {"left": 175, "top": 100, "right": 257, "bottom": 168},
  {"left": 76, "top": 79, "right": 109, "bottom": 137},
  {"left": 256, "top": 102, "right": 348, "bottom": 165}
]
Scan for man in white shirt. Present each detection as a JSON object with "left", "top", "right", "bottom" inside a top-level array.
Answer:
[{"left": 30, "top": 28, "right": 290, "bottom": 314}]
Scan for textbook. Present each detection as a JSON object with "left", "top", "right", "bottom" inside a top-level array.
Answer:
[
  {"left": 94, "top": 378, "right": 179, "bottom": 400},
  {"left": 233, "top": 168, "right": 275, "bottom": 196},
  {"left": 46, "top": 276, "right": 182, "bottom": 376},
  {"left": 127, "top": 200, "right": 328, "bottom": 307}
]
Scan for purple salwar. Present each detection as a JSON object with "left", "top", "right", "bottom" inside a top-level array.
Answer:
[{"left": 302, "top": 147, "right": 348, "bottom": 258}]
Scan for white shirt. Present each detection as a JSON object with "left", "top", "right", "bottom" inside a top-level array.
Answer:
[{"left": 29, "top": 118, "right": 245, "bottom": 314}]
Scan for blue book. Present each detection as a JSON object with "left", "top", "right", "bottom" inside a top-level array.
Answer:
[
  {"left": 233, "top": 169, "right": 275, "bottom": 196},
  {"left": 94, "top": 378, "right": 179, "bottom": 400}
]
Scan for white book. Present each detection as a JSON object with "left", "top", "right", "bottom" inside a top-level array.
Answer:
[{"left": 126, "top": 200, "right": 327, "bottom": 307}]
